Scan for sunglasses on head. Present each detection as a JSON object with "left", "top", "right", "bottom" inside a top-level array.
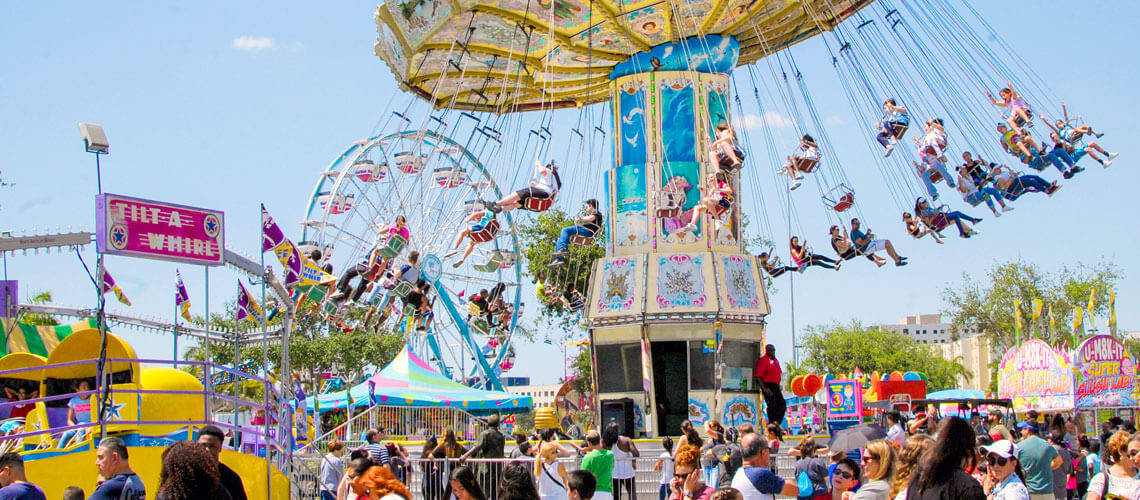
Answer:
[
  {"left": 986, "top": 454, "right": 1009, "bottom": 467},
  {"left": 834, "top": 470, "right": 854, "bottom": 480}
]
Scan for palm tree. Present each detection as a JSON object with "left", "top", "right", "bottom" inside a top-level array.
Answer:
[{"left": 22, "top": 291, "right": 59, "bottom": 327}]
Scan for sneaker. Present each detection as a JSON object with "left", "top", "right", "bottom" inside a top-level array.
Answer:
[
  {"left": 777, "top": 167, "right": 789, "bottom": 176},
  {"left": 550, "top": 257, "right": 565, "bottom": 267},
  {"left": 789, "top": 181, "right": 802, "bottom": 191},
  {"left": 452, "top": 260, "right": 464, "bottom": 268},
  {"left": 896, "top": 260, "right": 908, "bottom": 267},
  {"left": 993, "top": 210, "right": 1001, "bottom": 218},
  {"left": 834, "top": 260, "right": 842, "bottom": 271},
  {"left": 1109, "top": 152, "right": 1120, "bottom": 159},
  {"left": 797, "top": 264, "right": 806, "bottom": 273},
  {"left": 884, "top": 144, "right": 895, "bottom": 157},
  {"left": 1063, "top": 170, "right": 1074, "bottom": 179},
  {"left": 1096, "top": 132, "right": 1106, "bottom": 138},
  {"left": 329, "top": 291, "right": 347, "bottom": 302},
  {"left": 966, "top": 228, "right": 980, "bottom": 237},
  {"left": 1070, "top": 166, "right": 1085, "bottom": 175},
  {"left": 1104, "top": 159, "right": 1113, "bottom": 168},
  {"left": 1002, "top": 205, "right": 1014, "bottom": 212},
  {"left": 1046, "top": 183, "right": 1061, "bottom": 196}
]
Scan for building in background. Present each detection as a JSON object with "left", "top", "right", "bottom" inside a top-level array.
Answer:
[
  {"left": 877, "top": 314, "right": 982, "bottom": 345},
  {"left": 507, "top": 384, "right": 563, "bottom": 408}
]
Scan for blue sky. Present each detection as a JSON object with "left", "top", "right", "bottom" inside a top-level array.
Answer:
[{"left": 2, "top": 1, "right": 1138, "bottom": 385}]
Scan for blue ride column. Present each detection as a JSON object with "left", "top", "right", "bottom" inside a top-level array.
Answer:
[{"left": 585, "top": 35, "right": 772, "bottom": 437}]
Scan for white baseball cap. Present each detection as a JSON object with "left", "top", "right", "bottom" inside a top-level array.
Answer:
[{"left": 982, "top": 440, "right": 1018, "bottom": 460}]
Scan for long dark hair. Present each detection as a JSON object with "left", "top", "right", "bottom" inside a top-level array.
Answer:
[
  {"left": 498, "top": 461, "right": 540, "bottom": 500},
  {"left": 914, "top": 417, "right": 976, "bottom": 490},
  {"left": 444, "top": 465, "right": 487, "bottom": 500},
  {"left": 157, "top": 440, "right": 222, "bottom": 500},
  {"left": 421, "top": 436, "right": 438, "bottom": 459}
]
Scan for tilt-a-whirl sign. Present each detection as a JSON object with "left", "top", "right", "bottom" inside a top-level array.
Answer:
[{"left": 96, "top": 194, "right": 225, "bottom": 266}]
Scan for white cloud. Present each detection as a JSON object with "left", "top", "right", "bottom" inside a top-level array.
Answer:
[
  {"left": 232, "top": 36, "right": 276, "bottom": 52},
  {"left": 825, "top": 115, "right": 845, "bottom": 126},
  {"left": 739, "top": 111, "right": 793, "bottom": 130}
]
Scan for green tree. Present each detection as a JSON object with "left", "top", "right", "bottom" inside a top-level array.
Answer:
[
  {"left": 183, "top": 300, "right": 406, "bottom": 405},
  {"left": 941, "top": 260, "right": 1121, "bottom": 349},
  {"left": 22, "top": 291, "right": 59, "bottom": 326},
  {"left": 798, "top": 321, "right": 969, "bottom": 391},
  {"left": 517, "top": 209, "right": 604, "bottom": 327}
]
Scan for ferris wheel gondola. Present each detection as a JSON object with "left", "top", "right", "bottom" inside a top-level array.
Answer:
[{"left": 300, "top": 129, "right": 522, "bottom": 390}]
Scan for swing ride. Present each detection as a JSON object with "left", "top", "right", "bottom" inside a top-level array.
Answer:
[{"left": 355, "top": 0, "right": 1123, "bottom": 434}]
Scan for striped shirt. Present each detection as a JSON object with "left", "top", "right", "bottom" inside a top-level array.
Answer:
[{"left": 365, "top": 443, "right": 390, "bottom": 465}]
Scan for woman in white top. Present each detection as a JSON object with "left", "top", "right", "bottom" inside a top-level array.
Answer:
[
  {"left": 612, "top": 432, "right": 640, "bottom": 499},
  {"left": 534, "top": 428, "right": 570, "bottom": 500},
  {"left": 491, "top": 160, "right": 560, "bottom": 213},
  {"left": 955, "top": 165, "right": 1011, "bottom": 217},
  {"left": 655, "top": 437, "right": 676, "bottom": 500},
  {"left": 1087, "top": 431, "right": 1140, "bottom": 500}
]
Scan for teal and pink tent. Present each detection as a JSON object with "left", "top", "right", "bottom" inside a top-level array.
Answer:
[{"left": 306, "top": 346, "right": 532, "bottom": 415}]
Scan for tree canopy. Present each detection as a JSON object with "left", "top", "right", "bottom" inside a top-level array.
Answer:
[
  {"left": 797, "top": 321, "right": 969, "bottom": 391},
  {"left": 941, "top": 260, "right": 1121, "bottom": 349},
  {"left": 182, "top": 299, "right": 406, "bottom": 401},
  {"left": 516, "top": 208, "right": 604, "bottom": 327}
]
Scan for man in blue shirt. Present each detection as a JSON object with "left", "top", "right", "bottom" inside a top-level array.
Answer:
[
  {"left": 89, "top": 437, "right": 145, "bottom": 500},
  {"left": 1016, "top": 422, "right": 1062, "bottom": 500},
  {"left": 850, "top": 218, "right": 907, "bottom": 267},
  {"left": 0, "top": 452, "right": 45, "bottom": 500},
  {"left": 731, "top": 432, "right": 799, "bottom": 500}
]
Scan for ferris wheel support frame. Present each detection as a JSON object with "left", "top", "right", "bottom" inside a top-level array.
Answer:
[{"left": 301, "top": 129, "right": 522, "bottom": 390}]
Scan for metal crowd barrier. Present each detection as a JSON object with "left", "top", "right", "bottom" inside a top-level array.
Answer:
[{"left": 293, "top": 448, "right": 802, "bottom": 499}]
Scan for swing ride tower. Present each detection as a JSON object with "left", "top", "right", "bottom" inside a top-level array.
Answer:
[{"left": 373, "top": 0, "right": 872, "bottom": 435}]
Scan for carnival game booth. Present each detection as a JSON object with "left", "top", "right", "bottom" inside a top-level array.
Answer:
[
  {"left": 305, "top": 346, "right": 532, "bottom": 445},
  {"left": 0, "top": 323, "right": 291, "bottom": 499}
]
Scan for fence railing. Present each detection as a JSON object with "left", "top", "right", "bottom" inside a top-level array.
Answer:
[
  {"left": 292, "top": 448, "right": 802, "bottom": 499},
  {"left": 0, "top": 357, "right": 294, "bottom": 475},
  {"left": 304, "top": 404, "right": 489, "bottom": 453}
]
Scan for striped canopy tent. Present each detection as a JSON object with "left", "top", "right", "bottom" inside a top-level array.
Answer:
[
  {"left": 307, "top": 345, "right": 532, "bottom": 415},
  {"left": 0, "top": 318, "right": 97, "bottom": 357}
]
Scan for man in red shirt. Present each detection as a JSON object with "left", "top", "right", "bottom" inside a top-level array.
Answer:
[{"left": 753, "top": 344, "right": 786, "bottom": 427}]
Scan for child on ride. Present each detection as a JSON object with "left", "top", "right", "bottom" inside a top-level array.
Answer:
[
  {"left": 709, "top": 122, "right": 745, "bottom": 172},
  {"left": 681, "top": 172, "right": 734, "bottom": 233},
  {"left": 877, "top": 98, "right": 909, "bottom": 156},
  {"left": 986, "top": 82, "right": 1034, "bottom": 134}
]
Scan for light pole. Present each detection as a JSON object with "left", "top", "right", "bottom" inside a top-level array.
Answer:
[{"left": 78, "top": 122, "right": 110, "bottom": 439}]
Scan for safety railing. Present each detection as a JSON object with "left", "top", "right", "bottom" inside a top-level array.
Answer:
[
  {"left": 304, "top": 404, "right": 489, "bottom": 453},
  {"left": 0, "top": 357, "right": 295, "bottom": 475},
  {"left": 293, "top": 448, "right": 802, "bottom": 499}
]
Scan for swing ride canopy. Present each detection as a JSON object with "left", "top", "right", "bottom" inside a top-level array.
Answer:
[
  {"left": 374, "top": 0, "right": 872, "bottom": 111},
  {"left": 306, "top": 345, "right": 533, "bottom": 414}
]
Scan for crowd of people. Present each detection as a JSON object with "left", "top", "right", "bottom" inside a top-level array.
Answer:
[{"left": 306, "top": 406, "right": 1140, "bottom": 500}]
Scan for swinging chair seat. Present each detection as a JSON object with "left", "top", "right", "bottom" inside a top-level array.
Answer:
[
  {"left": 928, "top": 170, "right": 944, "bottom": 183},
  {"left": 890, "top": 123, "right": 909, "bottom": 138},
  {"left": 473, "top": 250, "right": 506, "bottom": 273},
  {"left": 929, "top": 213, "right": 951, "bottom": 231},
  {"left": 470, "top": 219, "right": 501, "bottom": 243},
  {"left": 832, "top": 192, "right": 855, "bottom": 212},
  {"left": 569, "top": 234, "right": 595, "bottom": 246},
  {"left": 792, "top": 157, "right": 819, "bottom": 174},
  {"left": 711, "top": 203, "right": 731, "bottom": 218},
  {"left": 522, "top": 196, "right": 554, "bottom": 212},
  {"left": 391, "top": 280, "right": 414, "bottom": 298},
  {"left": 377, "top": 234, "right": 409, "bottom": 259}
]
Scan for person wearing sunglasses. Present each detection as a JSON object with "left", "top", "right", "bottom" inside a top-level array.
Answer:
[
  {"left": 980, "top": 440, "right": 1030, "bottom": 500},
  {"left": 852, "top": 441, "right": 896, "bottom": 500},
  {"left": 670, "top": 445, "right": 716, "bottom": 500},
  {"left": 830, "top": 457, "right": 861, "bottom": 500},
  {"left": 1086, "top": 431, "right": 1140, "bottom": 500}
]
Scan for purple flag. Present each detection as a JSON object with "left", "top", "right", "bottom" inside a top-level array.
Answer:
[
  {"left": 101, "top": 269, "right": 131, "bottom": 306},
  {"left": 262, "top": 204, "right": 286, "bottom": 253},
  {"left": 235, "top": 281, "right": 266, "bottom": 325},
  {"left": 175, "top": 270, "right": 191, "bottom": 321}
]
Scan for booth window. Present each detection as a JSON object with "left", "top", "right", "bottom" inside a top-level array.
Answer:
[
  {"left": 721, "top": 341, "right": 759, "bottom": 371},
  {"left": 596, "top": 343, "right": 642, "bottom": 393},
  {"left": 688, "top": 342, "right": 715, "bottom": 390}
]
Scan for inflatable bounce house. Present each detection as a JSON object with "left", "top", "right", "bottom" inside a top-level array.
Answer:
[{"left": 0, "top": 319, "right": 289, "bottom": 499}]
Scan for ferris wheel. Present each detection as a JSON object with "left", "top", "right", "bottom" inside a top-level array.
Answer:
[{"left": 299, "top": 129, "right": 522, "bottom": 390}]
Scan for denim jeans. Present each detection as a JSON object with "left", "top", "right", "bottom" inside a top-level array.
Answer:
[
  {"left": 965, "top": 187, "right": 1004, "bottom": 211},
  {"left": 555, "top": 226, "right": 594, "bottom": 253},
  {"left": 1003, "top": 175, "right": 1051, "bottom": 200}
]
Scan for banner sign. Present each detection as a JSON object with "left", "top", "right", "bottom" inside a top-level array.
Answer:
[
  {"left": 96, "top": 194, "right": 224, "bottom": 266},
  {"left": 826, "top": 379, "right": 863, "bottom": 419},
  {"left": 1074, "top": 335, "right": 1138, "bottom": 408},
  {"left": 998, "top": 339, "right": 1075, "bottom": 411}
]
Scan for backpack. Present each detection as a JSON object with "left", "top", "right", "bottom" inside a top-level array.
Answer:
[{"left": 712, "top": 442, "right": 743, "bottom": 488}]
